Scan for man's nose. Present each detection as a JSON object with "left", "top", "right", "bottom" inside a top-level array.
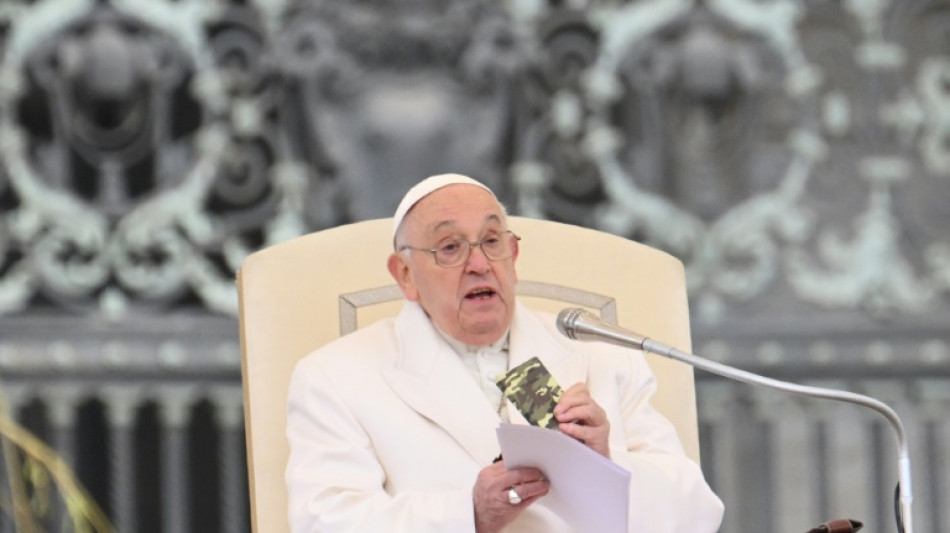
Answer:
[{"left": 464, "top": 243, "right": 492, "bottom": 272}]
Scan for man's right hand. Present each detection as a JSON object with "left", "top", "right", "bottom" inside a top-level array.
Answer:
[{"left": 472, "top": 461, "right": 549, "bottom": 533}]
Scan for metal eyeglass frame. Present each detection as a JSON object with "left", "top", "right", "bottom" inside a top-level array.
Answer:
[{"left": 399, "top": 230, "right": 521, "bottom": 268}]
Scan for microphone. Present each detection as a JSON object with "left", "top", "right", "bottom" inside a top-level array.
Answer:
[{"left": 556, "top": 307, "right": 914, "bottom": 533}]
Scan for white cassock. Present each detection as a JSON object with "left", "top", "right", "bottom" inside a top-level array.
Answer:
[{"left": 286, "top": 301, "right": 724, "bottom": 532}]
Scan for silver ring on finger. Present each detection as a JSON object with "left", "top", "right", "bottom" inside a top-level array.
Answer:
[{"left": 507, "top": 487, "right": 522, "bottom": 505}]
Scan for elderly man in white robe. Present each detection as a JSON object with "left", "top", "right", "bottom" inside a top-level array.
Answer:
[{"left": 286, "top": 174, "right": 724, "bottom": 532}]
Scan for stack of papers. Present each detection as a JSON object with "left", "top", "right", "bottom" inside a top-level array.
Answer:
[{"left": 496, "top": 423, "right": 631, "bottom": 533}]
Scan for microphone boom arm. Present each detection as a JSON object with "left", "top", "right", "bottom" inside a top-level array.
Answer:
[{"left": 557, "top": 308, "right": 914, "bottom": 533}]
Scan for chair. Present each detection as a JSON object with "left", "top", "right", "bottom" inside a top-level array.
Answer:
[{"left": 237, "top": 216, "right": 700, "bottom": 533}]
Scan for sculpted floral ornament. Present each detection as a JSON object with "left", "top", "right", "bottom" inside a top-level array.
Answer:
[
  {"left": 0, "top": 0, "right": 947, "bottom": 324},
  {"left": 536, "top": 0, "right": 826, "bottom": 321},
  {"left": 0, "top": 3, "right": 269, "bottom": 316},
  {"left": 522, "top": 0, "right": 950, "bottom": 322}
]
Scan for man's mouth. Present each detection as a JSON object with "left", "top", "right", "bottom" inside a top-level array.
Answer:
[{"left": 465, "top": 288, "right": 496, "bottom": 300}]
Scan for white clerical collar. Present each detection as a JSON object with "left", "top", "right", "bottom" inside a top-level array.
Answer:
[{"left": 435, "top": 326, "right": 510, "bottom": 356}]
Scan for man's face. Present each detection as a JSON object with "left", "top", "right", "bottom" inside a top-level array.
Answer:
[{"left": 388, "top": 184, "right": 519, "bottom": 346}]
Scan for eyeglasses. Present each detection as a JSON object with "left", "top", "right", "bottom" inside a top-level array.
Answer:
[{"left": 400, "top": 230, "right": 521, "bottom": 268}]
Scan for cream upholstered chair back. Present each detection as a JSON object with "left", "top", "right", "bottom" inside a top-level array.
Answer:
[{"left": 237, "top": 216, "right": 700, "bottom": 533}]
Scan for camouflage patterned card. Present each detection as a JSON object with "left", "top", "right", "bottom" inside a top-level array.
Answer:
[{"left": 495, "top": 357, "right": 563, "bottom": 430}]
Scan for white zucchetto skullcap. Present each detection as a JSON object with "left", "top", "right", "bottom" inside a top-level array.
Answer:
[{"left": 392, "top": 173, "right": 495, "bottom": 243}]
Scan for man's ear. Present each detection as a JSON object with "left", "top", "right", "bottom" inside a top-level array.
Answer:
[{"left": 387, "top": 252, "right": 419, "bottom": 301}]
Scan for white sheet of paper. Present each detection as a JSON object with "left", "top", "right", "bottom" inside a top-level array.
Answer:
[{"left": 496, "top": 423, "right": 631, "bottom": 533}]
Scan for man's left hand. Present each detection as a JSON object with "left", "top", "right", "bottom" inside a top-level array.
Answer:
[{"left": 554, "top": 383, "right": 610, "bottom": 458}]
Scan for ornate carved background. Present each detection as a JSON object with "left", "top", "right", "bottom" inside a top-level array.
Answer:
[{"left": 0, "top": 1, "right": 948, "bottom": 532}]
